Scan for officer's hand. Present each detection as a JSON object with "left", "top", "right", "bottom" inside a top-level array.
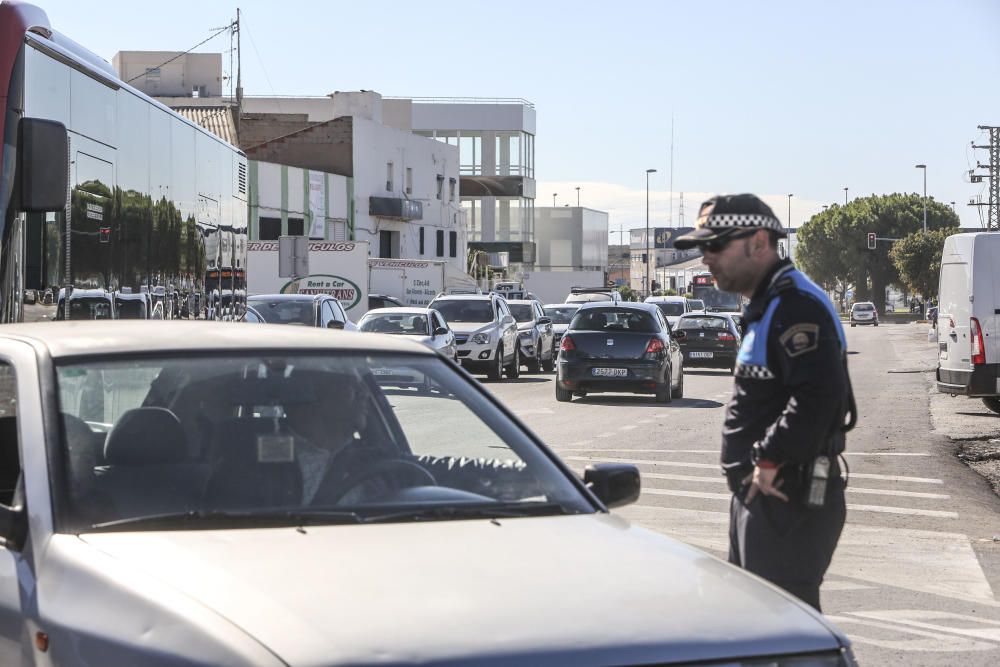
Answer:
[{"left": 745, "top": 465, "right": 789, "bottom": 504}]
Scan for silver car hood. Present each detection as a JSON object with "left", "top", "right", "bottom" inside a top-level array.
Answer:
[{"left": 80, "top": 514, "right": 842, "bottom": 666}]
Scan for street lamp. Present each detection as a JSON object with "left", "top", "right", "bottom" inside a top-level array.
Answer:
[
  {"left": 915, "top": 164, "right": 927, "bottom": 233},
  {"left": 951, "top": 201, "right": 956, "bottom": 212},
  {"left": 843, "top": 187, "right": 848, "bottom": 206},
  {"left": 576, "top": 186, "right": 581, "bottom": 207},
  {"left": 787, "top": 194, "right": 793, "bottom": 234},
  {"left": 645, "top": 168, "right": 657, "bottom": 296},
  {"left": 552, "top": 193, "right": 557, "bottom": 207}
]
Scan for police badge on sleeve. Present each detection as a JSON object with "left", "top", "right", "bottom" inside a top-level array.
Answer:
[{"left": 779, "top": 323, "right": 820, "bottom": 357}]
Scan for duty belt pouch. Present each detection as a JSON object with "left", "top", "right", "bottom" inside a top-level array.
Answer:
[{"left": 803, "top": 455, "right": 831, "bottom": 510}]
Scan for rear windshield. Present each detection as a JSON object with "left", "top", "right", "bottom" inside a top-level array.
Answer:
[
  {"left": 570, "top": 309, "right": 658, "bottom": 333},
  {"left": 543, "top": 306, "right": 580, "bottom": 324},
  {"left": 508, "top": 304, "right": 535, "bottom": 322},
  {"left": 246, "top": 300, "right": 314, "bottom": 325},
  {"left": 687, "top": 300, "right": 705, "bottom": 311},
  {"left": 430, "top": 299, "right": 493, "bottom": 323},
  {"left": 677, "top": 316, "right": 730, "bottom": 330},
  {"left": 852, "top": 303, "right": 874, "bottom": 312},
  {"left": 653, "top": 302, "right": 685, "bottom": 316}
]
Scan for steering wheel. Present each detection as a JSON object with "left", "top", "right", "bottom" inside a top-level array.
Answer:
[{"left": 326, "top": 458, "right": 437, "bottom": 504}]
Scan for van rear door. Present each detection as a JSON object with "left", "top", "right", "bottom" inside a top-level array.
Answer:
[{"left": 937, "top": 235, "right": 973, "bottom": 393}]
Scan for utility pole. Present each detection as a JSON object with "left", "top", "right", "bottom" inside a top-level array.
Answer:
[
  {"left": 235, "top": 8, "right": 242, "bottom": 142},
  {"left": 971, "top": 126, "right": 999, "bottom": 231},
  {"left": 668, "top": 115, "right": 674, "bottom": 227},
  {"left": 678, "top": 193, "right": 686, "bottom": 227}
]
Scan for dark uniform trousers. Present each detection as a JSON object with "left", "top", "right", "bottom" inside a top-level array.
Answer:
[{"left": 722, "top": 258, "right": 852, "bottom": 612}]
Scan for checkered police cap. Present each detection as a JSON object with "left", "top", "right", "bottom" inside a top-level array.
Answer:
[{"left": 674, "top": 194, "right": 786, "bottom": 250}]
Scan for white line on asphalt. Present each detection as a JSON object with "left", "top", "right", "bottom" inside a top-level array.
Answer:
[
  {"left": 642, "top": 488, "right": 730, "bottom": 500},
  {"left": 642, "top": 472, "right": 727, "bottom": 484},
  {"left": 619, "top": 425, "right": 638, "bottom": 431},
  {"left": 556, "top": 448, "right": 931, "bottom": 457},
  {"left": 637, "top": 419, "right": 655, "bottom": 424},
  {"left": 850, "top": 472, "right": 944, "bottom": 485},
  {"left": 595, "top": 433, "right": 616, "bottom": 439},
  {"left": 563, "top": 455, "right": 717, "bottom": 469},
  {"left": 846, "top": 504, "right": 958, "bottom": 519},
  {"left": 847, "top": 487, "right": 950, "bottom": 500}
]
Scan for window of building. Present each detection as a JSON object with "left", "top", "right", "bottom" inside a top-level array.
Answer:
[
  {"left": 406, "top": 167, "right": 413, "bottom": 195},
  {"left": 436, "top": 230, "right": 444, "bottom": 257},
  {"left": 449, "top": 231, "right": 457, "bottom": 258},
  {"left": 449, "top": 177, "right": 456, "bottom": 202},
  {"left": 287, "top": 218, "right": 304, "bottom": 236},
  {"left": 436, "top": 175, "right": 444, "bottom": 200},
  {"left": 380, "top": 230, "right": 400, "bottom": 258},
  {"left": 259, "top": 217, "right": 281, "bottom": 240},
  {"left": 386, "top": 162, "right": 393, "bottom": 192},
  {"left": 419, "top": 227, "right": 425, "bottom": 255}
]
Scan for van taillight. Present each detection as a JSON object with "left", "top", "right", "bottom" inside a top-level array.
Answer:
[
  {"left": 560, "top": 335, "right": 576, "bottom": 352},
  {"left": 971, "top": 317, "right": 986, "bottom": 365}
]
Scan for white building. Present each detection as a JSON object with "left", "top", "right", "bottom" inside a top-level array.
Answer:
[
  {"left": 533, "top": 207, "right": 608, "bottom": 272},
  {"left": 113, "top": 51, "right": 222, "bottom": 98}
]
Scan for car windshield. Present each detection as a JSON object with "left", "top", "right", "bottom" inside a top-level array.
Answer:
[
  {"left": 508, "top": 304, "right": 535, "bottom": 322},
  {"left": 543, "top": 306, "right": 580, "bottom": 324},
  {"left": 248, "top": 299, "right": 315, "bottom": 325},
  {"left": 687, "top": 300, "right": 705, "bottom": 311},
  {"left": 653, "top": 302, "right": 685, "bottom": 316},
  {"left": 570, "top": 308, "right": 657, "bottom": 333},
  {"left": 430, "top": 299, "right": 494, "bottom": 323},
  {"left": 678, "top": 316, "right": 731, "bottom": 330},
  {"left": 359, "top": 313, "right": 429, "bottom": 335},
  {"left": 54, "top": 353, "right": 592, "bottom": 532}
]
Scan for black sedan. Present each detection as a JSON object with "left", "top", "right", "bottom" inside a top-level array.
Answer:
[
  {"left": 555, "top": 302, "right": 683, "bottom": 403},
  {"left": 673, "top": 313, "right": 741, "bottom": 373}
]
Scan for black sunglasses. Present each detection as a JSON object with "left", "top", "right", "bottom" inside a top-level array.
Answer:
[{"left": 700, "top": 230, "right": 758, "bottom": 253}]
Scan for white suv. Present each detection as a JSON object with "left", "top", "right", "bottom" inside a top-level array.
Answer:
[
  {"left": 850, "top": 302, "right": 879, "bottom": 327},
  {"left": 428, "top": 293, "right": 520, "bottom": 380}
]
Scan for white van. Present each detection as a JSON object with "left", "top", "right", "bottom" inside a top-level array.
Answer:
[{"left": 936, "top": 232, "right": 1000, "bottom": 412}]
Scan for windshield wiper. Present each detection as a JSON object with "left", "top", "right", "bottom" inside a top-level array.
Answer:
[
  {"left": 89, "top": 508, "right": 363, "bottom": 531},
  {"left": 360, "top": 501, "right": 572, "bottom": 524}
]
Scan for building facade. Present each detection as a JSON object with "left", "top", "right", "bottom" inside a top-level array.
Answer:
[
  {"left": 533, "top": 207, "right": 608, "bottom": 272},
  {"left": 628, "top": 227, "right": 699, "bottom": 294}
]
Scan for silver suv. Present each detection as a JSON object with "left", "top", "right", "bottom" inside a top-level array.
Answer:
[
  {"left": 428, "top": 293, "right": 520, "bottom": 380},
  {"left": 506, "top": 299, "right": 555, "bottom": 373}
]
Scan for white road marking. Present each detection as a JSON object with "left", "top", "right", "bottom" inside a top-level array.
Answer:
[
  {"left": 821, "top": 580, "right": 875, "bottom": 592},
  {"left": 557, "top": 447, "right": 930, "bottom": 457},
  {"left": 643, "top": 488, "right": 730, "bottom": 501},
  {"left": 846, "top": 610, "right": 1000, "bottom": 642},
  {"left": 847, "top": 503, "right": 958, "bottom": 519},
  {"left": 847, "top": 487, "right": 950, "bottom": 500},
  {"left": 619, "top": 424, "right": 638, "bottom": 431},
  {"left": 637, "top": 419, "right": 655, "bottom": 424},
  {"left": 642, "top": 472, "right": 727, "bottom": 484},
  {"left": 595, "top": 433, "right": 617, "bottom": 439},
  {"left": 563, "top": 455, "right": 717, "bottom": 469},
  {"left": 825, "top": 615, "right": 998, "bottom": 652},
  {"left": 849, "top": 472, "right": 944, "bottom": 485}
]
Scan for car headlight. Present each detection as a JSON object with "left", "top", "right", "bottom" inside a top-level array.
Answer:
[{"left": 471, "top": 332, "right": 491, "bottom": 345}]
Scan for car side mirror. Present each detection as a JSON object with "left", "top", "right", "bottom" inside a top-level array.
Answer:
[
  {"left": 434, "top": 326, "right": 449, "bottom": 336},
  {"left": 19, "top": 118, "right": 69, "bottom": 212},
  {"left": 327, "top": 320, "right": 345, "bottom": 330},
  {"left": 502, "top": 315, "right": 515, "bottom": 325},
  {"left": 583, "top": 463, "right": 640, "bottom": 509},
  {"left": 537, "top": 316, "right": 552, "bottom": 325}
]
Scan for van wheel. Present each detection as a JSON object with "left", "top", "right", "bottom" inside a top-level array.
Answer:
[
  {"left": 555, "top": 385, "right": 572, "bottom": 402},
  {"left": 487, "top": 346, "right": 504, "bottom": 381},
  {"left": 983, "top": 397, "right": 1000, "bottom": 415}
]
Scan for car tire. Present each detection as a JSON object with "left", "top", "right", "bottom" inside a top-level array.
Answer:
[
  {"left": 730, "top": 365, "right": 736, "bottom": 375},
  {"left": 656, "top": 367, "right": 673, "bottom": 403},
  {"left": 983, "top": 397, "right": 1000, "bottom": 415},
  {"left": 505, "top": 346, "right": 520, "bottom": 379},
  {"left": 672, "top": 369, "right": 685, "bottom": 399},
  {"left": 874, "top": 322, "right": 878, "bottom": 327},
  {"left": 487, "top": 346, "right": 504, "bottom": 381},
  {"left": 851, "top": 323, "right": 856, "bottom": 327},
  {"left": 542, "top": 354, "right": 555, "bottom": 372},
  {"left": 555, "top": 384, "right": 572, "bottom": 402}
]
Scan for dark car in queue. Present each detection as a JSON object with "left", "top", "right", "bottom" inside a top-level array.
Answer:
[
  {"left": 674, "top": 313, "right": 742, "bottom": 374},
  {"left": 556, "top": 302, "right": 684, "bottom": 403}
]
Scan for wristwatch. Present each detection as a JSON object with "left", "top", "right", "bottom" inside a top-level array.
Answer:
[{"left": 751, "top": 442, "right": 779, "bottom": 469}]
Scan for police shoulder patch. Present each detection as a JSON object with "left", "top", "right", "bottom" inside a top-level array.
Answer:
[{"left": 779, "top": 322, "right": 820, "bottom": 357}]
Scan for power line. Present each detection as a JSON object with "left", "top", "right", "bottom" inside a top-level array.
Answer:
[{"left": 125, "top": 23, "right": 234, "bottom": 84}]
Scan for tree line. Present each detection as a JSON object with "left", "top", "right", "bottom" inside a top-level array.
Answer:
[{"left": 795, "top": 193, "right": 960, "bottom": 312}]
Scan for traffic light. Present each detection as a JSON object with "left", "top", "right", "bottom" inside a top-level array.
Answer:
[{"left": 867, "top": 232, "right": 876, "bottom": 250}]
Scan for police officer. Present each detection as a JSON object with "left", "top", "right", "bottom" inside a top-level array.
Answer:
[{"left": 675, "top": 194, "right": 855, "bottom": 612}]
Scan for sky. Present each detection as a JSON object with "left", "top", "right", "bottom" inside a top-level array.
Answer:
[{"left": 34, "top": 0, "right": 1000, "bottom": 239}]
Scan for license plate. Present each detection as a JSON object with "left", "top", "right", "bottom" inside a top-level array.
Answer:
[
  {"left": 591, "top": 367, "right": 627, "bottom": 377},
  {"left": 690, "top": 352, "right": 714, "bottom": 359}
]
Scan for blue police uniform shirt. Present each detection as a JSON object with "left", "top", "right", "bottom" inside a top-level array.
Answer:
[{"left": 721, "top": 259, "right": 850, "bottom": 478}]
